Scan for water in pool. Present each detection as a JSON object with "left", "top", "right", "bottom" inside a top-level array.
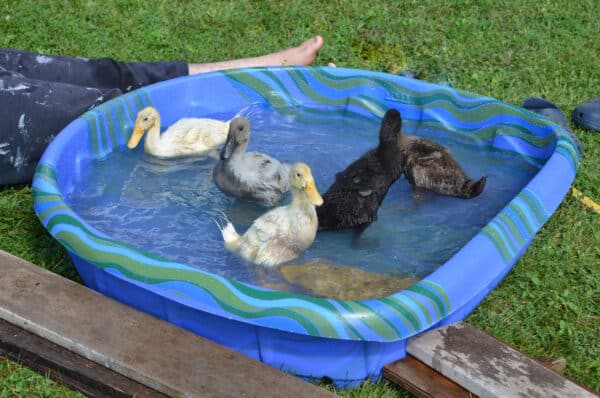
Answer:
[{"left": 68, "top": 105, "right": 539, "bottom": 298}]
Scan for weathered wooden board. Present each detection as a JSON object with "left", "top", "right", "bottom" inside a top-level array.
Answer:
[
  {"left": 384, "top": 355, "right": 475, "bottom": 398},
  {"left": 406, "top": 322, "right": 598, "bottom": 398},
  {"left": 0, "top": 318, "right": 167, "bottom": 397},
  {"left": 0, "top": 249, "right": 338, "bottom": 398}
]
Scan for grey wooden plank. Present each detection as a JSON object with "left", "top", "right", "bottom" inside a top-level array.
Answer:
[
  {"left": 406, "top": 322, "right": 598, "bottom": 398},
  {"left": 0, "top": 249, "right": 338, "bottom": 398},
  {"left": 0, "top": 318, "right": 167, "bottom": 397}
]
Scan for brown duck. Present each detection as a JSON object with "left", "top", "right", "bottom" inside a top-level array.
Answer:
[{"left": 400, "top": 133, "right": 486, "bottom": 200}]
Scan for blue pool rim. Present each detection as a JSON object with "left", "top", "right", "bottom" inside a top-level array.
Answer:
[{"left": 32, "top": 66, "right": 580, "bottom": 387}]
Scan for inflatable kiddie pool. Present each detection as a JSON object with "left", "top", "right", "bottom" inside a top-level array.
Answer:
[{"left": 32, "top": 66, "right": 580, "bottom": 387}]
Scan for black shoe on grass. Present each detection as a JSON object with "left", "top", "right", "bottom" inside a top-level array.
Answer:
[{"left": 572, "top": 96, "right": 600, "bottom": 132}]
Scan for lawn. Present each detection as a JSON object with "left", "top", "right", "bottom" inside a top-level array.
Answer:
[{"left": 0, "top": 1, "right": 598, "bottom": 397}]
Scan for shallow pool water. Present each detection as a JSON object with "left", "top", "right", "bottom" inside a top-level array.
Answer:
[{"left": 67, "top": 105, "right": 539, "bottom": 296}]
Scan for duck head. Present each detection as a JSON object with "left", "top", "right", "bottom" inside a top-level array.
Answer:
[
  {"left": 289, "top": 163, "right": 324, "bottom": 206},
  {"left": 378, "top": 108, "right": 402, "bottom": 149},
  {"left": 220, "top": 116, "right": 250, "bottom": 160},
  {"left": 128, "top": 106, "right": 160, "bottom": 149}
]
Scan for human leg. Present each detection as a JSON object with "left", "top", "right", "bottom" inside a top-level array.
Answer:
[
  {"left": 187, "top": 36, "right": 325, "bottom": 75},
  {"left": 0, "top": 68, "right": 122, "bottom": 186},
  {"left": 0, "top": 48, "right": 188, "bottom": 93}
]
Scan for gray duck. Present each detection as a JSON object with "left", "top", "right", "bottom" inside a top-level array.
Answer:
[{"left": 213, "top": 116, "right": 291, "bottom": 207}]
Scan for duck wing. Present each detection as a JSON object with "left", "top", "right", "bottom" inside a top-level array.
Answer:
[
  {"left": 165, "top": 118, "right": 228, "bottom": 152},
  {"left": 246, "top": 208, "right": 289, "bottom": 243},
  {"left": 231, "top": 153, "right": 290, "bottom": 205},
  {"left": 407, "top": 140, "right": 448, "bottom": 166}
]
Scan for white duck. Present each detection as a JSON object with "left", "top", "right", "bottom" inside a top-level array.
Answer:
[
  {"left": 127, "top": 106, "right": 231, "bottom": 158},
  {"left": 218, "top": 162, "right": 323, "bottom": 267}
]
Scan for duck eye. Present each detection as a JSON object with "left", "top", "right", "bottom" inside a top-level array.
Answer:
[
  {"left": 296, "top": 172, "right": 301, "bottom": 177},
  {"left": 143, "top": 117, "right": 148, "bottom": 121}
]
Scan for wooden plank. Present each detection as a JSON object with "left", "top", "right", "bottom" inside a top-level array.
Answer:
[
  {"left": 0, "top": 249, "right": 338, "bottom": 398},
  {"left": 383, "top": 355, "right": 475, "bottom": 398},
  {"left": 0, "top": 318, "right": 167, "bottom": 398},
  {"left": 406, "top": 322, "right": 598, "bottom": 398}
]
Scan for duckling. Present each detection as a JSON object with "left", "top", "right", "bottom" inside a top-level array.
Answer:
[
  {"left": 213, "top": 116, "right": 291, "bottom": 207},
  {"left": 316, "top": 109, "right": 405, "bottom": 232},
  {"left": 400, "top": 134, "right": 487, "bottom": 200},
  {"left": 218, "top": 162, "right": 323, "bottom": 267},
  {"left": 127, "top": 106, "right": 230, "bottom": 158}
]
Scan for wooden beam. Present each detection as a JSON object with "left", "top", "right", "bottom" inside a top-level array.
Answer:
[
  {"left": 383, "top": 355, "right": 475, "bottom": 398},
  {"left": 0, "top": 318, "right": 167, "bottom": 397},
  {"left": 0, "top": 249, "right": 337, "bottom": 398},
  {"left": 406, "top": 322, "right": 598, "bottom": 398}
]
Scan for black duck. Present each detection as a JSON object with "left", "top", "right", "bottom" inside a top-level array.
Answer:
[{"left": 316, "top": 109, "right": 405, "bottom": 232}]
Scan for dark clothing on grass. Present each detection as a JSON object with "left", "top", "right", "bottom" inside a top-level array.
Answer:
[{"left": 0, "top": 48, "right": 188, "bottom": 186}]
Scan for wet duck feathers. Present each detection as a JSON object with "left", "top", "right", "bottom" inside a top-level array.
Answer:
[
  {"left": 400, "top": 134, "right": 486, "bottom": 199},
  {"left": 213, "top": 116, "right": 291, "bottom": 207},
  {"left": 316, "top": 109, "right": 405, "bottom": 231}
]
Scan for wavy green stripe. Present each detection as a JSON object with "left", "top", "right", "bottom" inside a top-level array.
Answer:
[
  {"left": 32, "top": 173, "right": 58, "bottom": 190},
  {"left": 491, "top": 220, "right": 519, "bottom": 256},
  {"left": 342, "top": 301, "right": 398, "bottom": 340},
  {"left": 420, "top": 280, "right": 451, "bottom": 312},
  {"left": 481, "top": 227, "right": 513, "bottom": 263},
  {"left": 35, "top": 164, "right": 57, "bottom": 181},
  {"left": 309, "top": 69, "right": 485, "bottom": 109},
  {"left": 406, "top": 284, "right": 447, "bottom": 319},
  {"left": 110, "top": 99, "right": 129, "bottom": 146},
  {"left": 497, "top": 212, "right": 526, "bottom": 247},
  {"left": 355, "top": 301, "right": 404, "bottom": 339},
  {"left": 101, "top": 102, "right": 119, "bottom": 151},
  {"left": 55, "top": 229, "right": 340, "bottom": 338},
  {"left": 417, "top": 120, "right": 552, "bottom": 159},
  {"left": 519, "top": 190, "right": 549, "bottom": 226},
  {"left": 222, "top": 70, "right": 288, "bottom": 109},
  {"left": 30, "top": 194, "right": 61, "bottom": 203},
  {"left": 556, "top": 135, "right": 580, "bottom": 170},
  {"left": 378, "top": 297, "right": 421, "bottom": 332},
  {"left": 507, "top": 201, "right": 536, "bottom": 236},
  {"left": 39, "top": 204, "right": 70, "bottom": 224},
  {"left": 80, "top": 113, "right": 99, "bottom": 156},
  {"left": 230, "top": 279, "right": 364, "bottom": 340},
  {"left": 46, "top": 213, "right": 171, "bottom": 262},
  {"left": 230, "top": 69, "right": 559, "bottom": 153},
  {"left": 260, "top": 70, "right": 301, "bottom": 107}
]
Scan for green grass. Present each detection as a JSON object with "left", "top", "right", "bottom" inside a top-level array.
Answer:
[
  {"left": 0, "top": 359, "right": 83, "bottom": 398},
  {"left": 0, "top": 0, "right": 598, "bottom": 396}
]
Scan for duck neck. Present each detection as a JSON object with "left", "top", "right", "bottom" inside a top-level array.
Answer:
[
  {"left": 144, "top": 117, "right": 162, "bottom": 151},
  {"left": 291, "top": 187, "right": 313, "bottom": 212},
  {"left": 377, "top": 144, "right": 404, "bottom": 178}
]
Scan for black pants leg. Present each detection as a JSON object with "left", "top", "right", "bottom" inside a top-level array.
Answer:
[{"left": 0, "top": 49, "right": 188, "bottom": 186}]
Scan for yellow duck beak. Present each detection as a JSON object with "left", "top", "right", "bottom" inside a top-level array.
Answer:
[
  {"left": 127, "top": 126, "right": 145, "bottom": 149},
  {"left": 305, "top": 177, "right": 324, "bottom": 206}
]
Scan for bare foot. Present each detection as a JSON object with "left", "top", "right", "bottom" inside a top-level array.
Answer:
[{"left": 188, "top": 36, "right": 325, "bottom": 75}]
